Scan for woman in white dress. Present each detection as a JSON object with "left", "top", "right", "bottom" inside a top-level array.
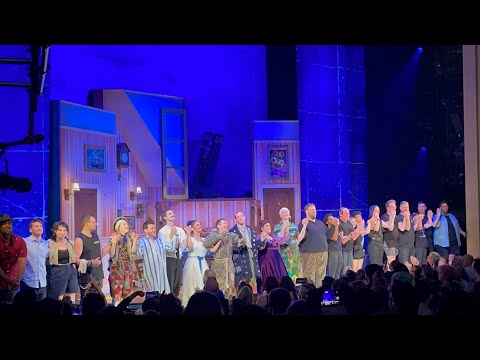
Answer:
[{"left": 181, "top": 220, "right": 209, "bottom": 307}]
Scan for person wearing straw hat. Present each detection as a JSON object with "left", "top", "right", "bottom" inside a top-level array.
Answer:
[{"left": 0, "top": 214, "right": 27, "bottom": 304}]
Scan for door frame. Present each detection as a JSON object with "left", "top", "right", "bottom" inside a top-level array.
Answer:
[
  {"left": 258, "top": 184, "right": 300, "bottom": 225},
  {"left": 69, "top": 183, "right": 103, "bottom": 237}
]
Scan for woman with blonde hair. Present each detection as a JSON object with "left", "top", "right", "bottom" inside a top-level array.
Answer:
[
  {"left": 105, "top": 217, "right": 138, "bottom": 305},
  {"left": 273, "top": 207, "right": 303, "bottom": 282}
]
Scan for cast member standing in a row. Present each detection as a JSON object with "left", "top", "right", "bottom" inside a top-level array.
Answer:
[
  {"left": 204, "top": 219, "right": 241, "bottom": 298},
  {"left": 136, "top": 219, "right": 171, "bottom": 295},
  {"left": 367, "top": 205, "right": 385, "bottom": 266},
  {"left": 158, "top": 209, "right": 187, "bottom": 298},
  {"left": 297, "top": 203, "right": 329, "bottom": 287},
  {"left": 413, "top": 202, "right": 433, "bottom": 265},
  {"left": 106, "top": 217, "right": 138, "bottom": 306},
  {"left": 48, "top": 221, "right": 79, "bottom": 302},
  {"left": 274, "top": 207, "right": 303, "bottom": 283},
  {"left": 229, "top": 211, "right": 262, "bottom": 292},
  {"left": 338, "top": 208, "right": 358, "bottom": 274},
  {"left": 182, "top": 220, "right": 208, "bottom": 307},
  {"left": 256, "top": 220, "right": 289, "bottom": 291},
  {"left": 351, "top": 211, "right": 370, "bottom": 272},
  {"left": 382, "top": 200, "right": 399, "bottom": 266},
  {"left": 324, "top": 214, "right": 341, "bottom": 279}
]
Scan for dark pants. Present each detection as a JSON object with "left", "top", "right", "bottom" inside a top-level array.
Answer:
[
  {"left": 368, "top": 240, "right": 384, "bottom": 266},
  {"left": 20, "top": 281, "right": 47, "bottom": 301},
  {"left": 0, "top": 288, "right": 15, "bottom": 304},
  {"left": 434, "top": 245, "right": 460, "bottom": 258},
  {"left": 398, "top": 246, "right": 416, "bottom": 265},
  {"left": 342, "top": 251, "right": 353, "bottom": 273},
  {"left": 80, "top": 279, "right": 104, "bottom": 303},
  {"left": 427, "top": 237, "right": 434, "bottom": 254},
  {"left": 327, "top": 250, "right": 343, "bottom": 279},
  {"left": 415, "top": 248, "right": 428, "bottom": 265},
  {"left": 166, "top": 257, "right": 183, "bottom": 297},
  {"left": 49, "top": 264, "right": 79, "bottom": 300}
]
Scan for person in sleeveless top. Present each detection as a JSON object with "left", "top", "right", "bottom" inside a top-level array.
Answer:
[
  {"left": 367, "top": 205, "right": 385, "bottom": 266},
  {"left": 256, "top": 220, "right": 289, "bottom": 292},
  {"left": 181, "top": 220, "right": 209, "bottom": 307},
  {"left": 48, "top": 221, "right": 79, "bottom": 302},
  {"left": 74, "top": 215, "right": 107, "bottom": 302}
]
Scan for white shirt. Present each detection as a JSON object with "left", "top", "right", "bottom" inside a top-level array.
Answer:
[{"left": 158, "top": 225, "right": 187, "bottom": 259}]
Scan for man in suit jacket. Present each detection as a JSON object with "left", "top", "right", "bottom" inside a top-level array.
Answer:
[{"left": 229, "top": 211, "right": 262, "bottom": 292}]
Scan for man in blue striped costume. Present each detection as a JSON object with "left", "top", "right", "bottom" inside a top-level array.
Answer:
[{"left": 136, "top": 219, "right": 173, "bottom": 294}]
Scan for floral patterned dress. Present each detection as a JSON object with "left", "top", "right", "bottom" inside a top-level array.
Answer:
[{"left": 274, "top": 222, "right": 303, "bottom": 282}]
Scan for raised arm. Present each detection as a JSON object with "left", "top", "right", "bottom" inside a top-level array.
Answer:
[
  {"left": 185, "top": 226, "right": 193, "bottom": 251},
  {"left": 381, "top": 212, "right": 395, "bottom": 231},
  {"left": 177, "top": 228, "right": 187, "bottom": 252},
  {"left": 108, "top": 234, "right": 119, "bottom": 257},
  {"left": 231, "top": 233, "right": 243, "bottom": 252},
  {"left": 274, "top": 222, "right": 291, "bottom": 246},
  {"left": 271, "top": 232, "right": 289, "bottom": 247},
  {"left": 297, "top": 218, "right": 309, "bottom": 242},
  {"left": 368, "top": 216, "right": 380, "bottom": 233},
  {"left": 432, "top": 208, "right": 442, "bottom": 228},
  {"left": 273, "top": 223, "right": 282, "bottom": 236},
  {"left": 423, "top": 210, "right": 434, "bottom": 229},
  {"left": 398, "top": 212, "right": 411, "bottom": 232},
  {"left": 131, "top": 232, "right": 139, "bottom": 255},
  {"left": 413, "top": 214, "right": 423, "bottom": 231},
  {"left": 328, "top": 218, "right": 339, "bottom": 240},
  {"left": 359, "top": 219, "right": 370, "bottom": 236},
  {"left": 158, "top": 228, "right": 176, "bottom": 251},
  {"left": 203, "top": 233, "right": 222, "bottom": 249},
  {"left": 101, "top": 242, "right": 110, "bottom": 258}
]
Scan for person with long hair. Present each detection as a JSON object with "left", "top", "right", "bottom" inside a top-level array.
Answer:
[
  {"left": 48, "top": 221, "right": 79, "bottom": 302},
  {"left": 257, "top": 220, "right": 289, "bottom": 292},
  {"left": 181, "top": 220, "right": 209, "bottom": 307},
  {"left": 367, "top": 205, "right": 385, "bottom": 266},
  {"left": 105, "top": 217, "right": 138, "bottom": 306},
  {"left": 351, "top": 211, "right": 371, "bottom": 272},
  {"left": 273, "top": 207, "right": 303, "bottom": 283}
]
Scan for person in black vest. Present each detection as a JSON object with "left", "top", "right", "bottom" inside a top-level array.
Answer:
[
  {"left": 74, "top": 215, "right": 107, "bottom": 302},
  {"left": 229, "top": 211, "right": 262, "bottom": 292}
]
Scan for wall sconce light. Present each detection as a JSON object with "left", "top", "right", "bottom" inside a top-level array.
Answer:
[
  {"left": 64, "top": 182, "right": 80, "bottom": 200},
  {"left": 130, "top": 186, "right": 142, "bottom": 201}
]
